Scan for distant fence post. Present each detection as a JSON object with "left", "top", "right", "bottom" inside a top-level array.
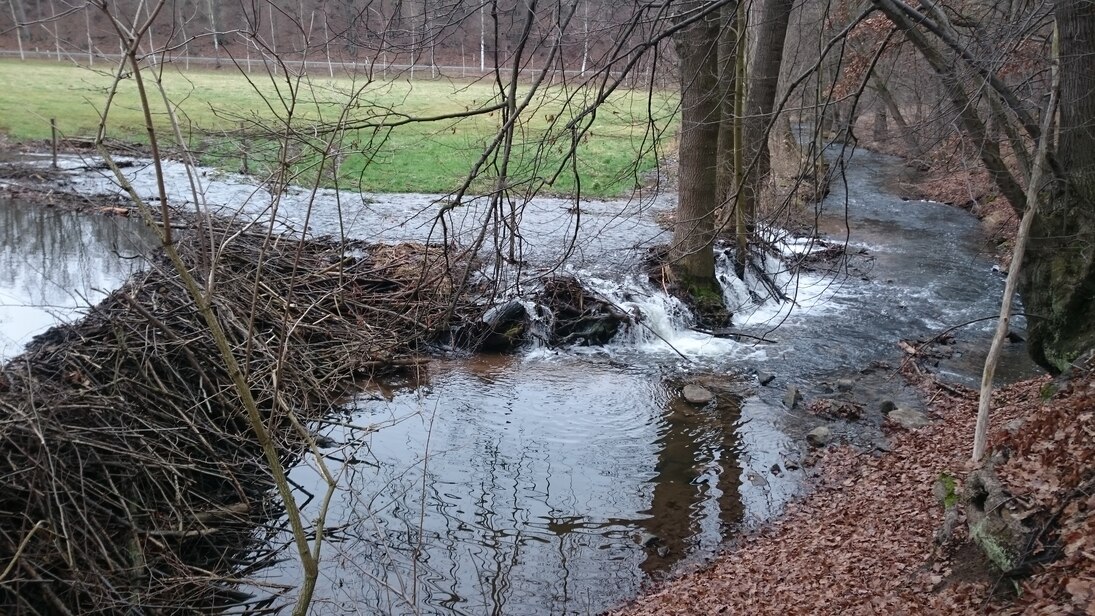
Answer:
[
  {"left": 50, "top": 119, "right": 58, "bottom": 169},
  {"left": 239, "top": 121, "right": 249, "bottom": 174}
]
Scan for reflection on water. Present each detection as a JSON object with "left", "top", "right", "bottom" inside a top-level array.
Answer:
[
  {"left": 639, "top": 392, "right": 743, "bottom": 574},
  {"left": 0, "top": 199, "right": 154, "bottom": 358},
  {"left": 261, "top": 357, "right": 764, "bottom": 615}
]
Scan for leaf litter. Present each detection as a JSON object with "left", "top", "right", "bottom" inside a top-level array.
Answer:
[{"left": 610, "top": 357, "right": 1095, "bottom": 615}]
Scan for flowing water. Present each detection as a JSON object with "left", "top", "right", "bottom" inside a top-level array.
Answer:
[{"left": 2, "top": 149, "right": 1041, "bottom": 615}]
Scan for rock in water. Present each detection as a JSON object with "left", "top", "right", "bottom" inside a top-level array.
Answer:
[
  {"left": 836, "top": 378, "right": 855, "bottom": 392},
  {"left": 758, "top": 371, "right": 776, "bottom": 386},
  {"left": 806, "top": 426, "right": 832, "bottom": 448},
  {"left": 784, "top": 385, "right": 803, "bottom": 409},
  {"left": 637, "top": 532, "right": 661, "bottom": 548},
  {"left": 887, "top": 408, "right": 932, "bottom": 429},
  {"left": 683, "top": 384, "right": 715, "bottom": 405}
]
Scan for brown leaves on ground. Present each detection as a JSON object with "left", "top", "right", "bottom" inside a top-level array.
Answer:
[
  {"left": 610, "top": 366, "right": 1095, "bottom": 615},
  {"left": 806, "top": 398, "right": 864, "bottom": 421},
  {"left": 991, "top": 364, "right": 1095, "bottom": 615}
]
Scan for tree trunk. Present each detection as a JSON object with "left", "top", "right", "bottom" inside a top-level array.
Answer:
[
  {"left": 739, "top": 0, "right": 794, "bottom": 247},
  {"left": 732, "top": 0, "right": 747, "bottom": 279},
  {"left": 1021, "top": 5, "right": 1095, "bottom": 371},
  {"left": 48, "top": 0, "right": 61, "bottom": 60},
  {"left": 975, "top": 72, "right": 1057, "bottom": 462},
  {"left": 874, "top": 0, "right": 1027, "bottom": 215},
  {"left": 206, "top": 0, "right": 220, "bottom": 67},
  {"left": 670, "top": 2, "right": 721, "bottom": 294},
  {"left": 9, "top": 0, "right": 27, "bottom": 60},
  {"left": 873, "top": 105, "right": 888, "bottom": 142},
  {"left": 714, "top": 2, "right": 739, "bottom": 210},
  {"left": 870, "top": 74, "right": 921, "bottom": 157}
]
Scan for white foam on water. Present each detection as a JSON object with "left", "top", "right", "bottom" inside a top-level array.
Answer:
[
  {"left": 718, "top": 250, "right": 842, "bottom": 329},
  {"left": 515, "top": 225, "right": 851, "bottom": 361},
  {"left": 41, "top": 153, "right": 844, "bottom": 360}
]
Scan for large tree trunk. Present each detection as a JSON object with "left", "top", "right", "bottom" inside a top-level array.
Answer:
[
  {"left": 671, "top": 3, "right": 721, "bottom": 295},
  {"left": 1021, "top": 3, "right": 1095, "bottom": 371},
  {"left": 731, "top": 0, "right": 747, "bottom": 279},
  {"left": 738, "top": 0, "right": 794, "bottom": 247},
  {"left": 714, "top": 2, "right": 739, "bottom": 209}
]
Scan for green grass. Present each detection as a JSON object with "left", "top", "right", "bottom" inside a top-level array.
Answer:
[{"left": 0, "top": 59, "right": 678, "bottom": 197}]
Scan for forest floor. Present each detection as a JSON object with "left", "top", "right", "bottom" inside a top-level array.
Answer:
[{"left": 610, "top": 358, "right": 1095, "bottom": 615}]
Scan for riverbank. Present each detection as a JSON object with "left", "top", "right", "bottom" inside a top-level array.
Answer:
[{"left": 610, "top": 357, "right": 1094, "bottom": 614}]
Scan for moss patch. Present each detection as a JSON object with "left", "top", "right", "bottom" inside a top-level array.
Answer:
[
  {"left": 937, "top": 473, "right": 959, "bottom": 509},
  {"left": 970, "top": 518, "right": 1019, "bottom": 572}
]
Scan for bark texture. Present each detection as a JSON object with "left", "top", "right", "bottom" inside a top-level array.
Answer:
[
  {"left": 714, "top": 2, "right": 739, "bottom": 208},
  {"left": 671, "top": 3, "right": 721, "bottom": 293},
  {"left": 1021, "top": 1, "right": 1095, "bottom": 371},
  {"left": 739, "top": 0, "right": 794, "bottom": 231}
]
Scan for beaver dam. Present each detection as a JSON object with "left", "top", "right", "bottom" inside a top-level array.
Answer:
[
  {"left": 0, "top": 215, "right": 479, "bottom": 614},
  {"left": 0, "top": 196, "right": 668, "bottom": 614},
  {"left": 0, "top": 150, "right": 1042, "bottom": 615}
]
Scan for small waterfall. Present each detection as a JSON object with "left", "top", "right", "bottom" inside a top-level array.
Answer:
[
  {"left": 536, "top": 241, "right": 811, "bottom": 358},
  {"left": 519, "top": 299, "right": 555, "bottom": 349},
  {"left": 600, "top": 278, "right": 697, "bottom": 346},
  {"left": 717, "top": 250, "right": 788, "bottom": 313}
]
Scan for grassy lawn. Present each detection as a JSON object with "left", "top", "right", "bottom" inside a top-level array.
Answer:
[{"left": 0, "top": 59, "right": 677, "bottom": 197}]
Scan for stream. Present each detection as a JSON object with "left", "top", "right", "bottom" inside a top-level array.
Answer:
[{"left": 0, "top": 149, "right": 1041, "bottom": 615}]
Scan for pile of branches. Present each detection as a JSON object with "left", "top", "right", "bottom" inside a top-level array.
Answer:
[
  {"left": 537, "top": 276, "right": 633, "bottom": 346},
  {"left": 0, "top": 217, "right": 469, "bottom": 614}
]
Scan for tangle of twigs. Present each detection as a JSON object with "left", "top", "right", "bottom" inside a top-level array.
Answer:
[{"left": 0, "top": 215, "right": 470, "bottom": 615}]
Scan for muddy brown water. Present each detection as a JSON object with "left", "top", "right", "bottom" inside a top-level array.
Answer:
[{"left": 0, "top": 149, "right": 1043, "bottom": 615}]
